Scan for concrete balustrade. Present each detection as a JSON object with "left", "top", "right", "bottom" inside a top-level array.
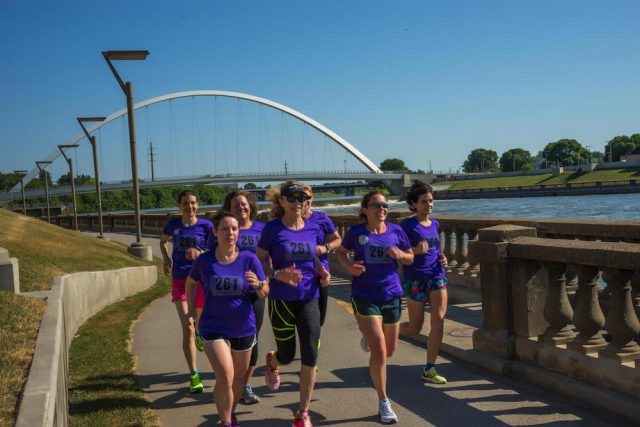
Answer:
[{"left": 469, "top": 225, "right": 640, "bottom": 410}]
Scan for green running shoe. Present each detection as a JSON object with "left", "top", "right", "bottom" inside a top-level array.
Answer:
[
  {"left": 422, "top": 367, "right": 447, "bottom": 384},
  {"left": 190, "top": 373, "right": 204, "bottom": 393},
  {"left": 195, "top": 333, "right": 204, "bottom": 352}
]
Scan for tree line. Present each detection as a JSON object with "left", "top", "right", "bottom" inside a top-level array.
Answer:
[{"left": 461, "top": 134, "right": 640, "bottom": 173}]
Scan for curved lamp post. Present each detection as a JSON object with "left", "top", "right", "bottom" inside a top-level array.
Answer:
[
  {"left": 58, "top": 144, "right": 79, "bottom": 231},
  {"left": 78, "top": 116, "right": 106, "bottom": 238},
  {"left": 35, "top": 160, "right": 52, "bottom": 223},
  {"left": 102, "top": 50, "right": 152, "bottom": 260}
]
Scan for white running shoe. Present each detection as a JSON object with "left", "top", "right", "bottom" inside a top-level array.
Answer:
[
  {"left": 360, "top": 335, "right": 370, "bottom": 352},
  {"left": 378, "top": 398, "right": 398, "bottom": 424}
]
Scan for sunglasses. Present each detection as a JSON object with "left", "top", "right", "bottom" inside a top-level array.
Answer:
[
  {"left": 286, "top": 194, "right": 309, "bottom": 203},
  {"left": 368, "top": 202, "right": 389, "bottom": 209}
]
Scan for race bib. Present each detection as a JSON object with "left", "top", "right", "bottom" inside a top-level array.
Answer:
[
  {"left": 285, "top": 241, "right": 315, "bottom": 261},
  {"left": 210, "top": 275, "right": 244, "bottom": 296},
  {"left": 364, "top": 244, "right": 392, "bottom": 264},
  {"left": 175, "top": 234, "right": 199, "bottom": 251},
  {"left": 238, "top": 234, "right": 258, "bottom": 252}
]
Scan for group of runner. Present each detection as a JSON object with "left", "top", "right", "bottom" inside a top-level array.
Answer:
[{"left": 159, "top": 180, "right": 448, "bottom": 427}]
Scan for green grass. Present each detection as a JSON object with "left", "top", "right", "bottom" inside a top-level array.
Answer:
[
  {"left": 446, "top": 168, "right": 640, "bottom": 191},
  {"left": 0, "top": 292, "right": 46, "bottom": 427},
  {"left": 0, "top": 209, "right": 150, "bottom": 292},
  {"left": 446, "top": 173, "right": 554, "bottom": 191},
  {"left": 0, "top": 208, "right": 159, "bottom": 426},
  {"left": 68, "top": 274, "right": 169, "bottom": 427}
]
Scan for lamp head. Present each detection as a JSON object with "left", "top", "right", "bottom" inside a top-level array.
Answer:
[{"left": 102, "top": 50, "right": 149, "bottom": 61}]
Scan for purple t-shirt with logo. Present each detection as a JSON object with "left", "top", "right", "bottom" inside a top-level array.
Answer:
[
  {"left": 308, "top": 210, "right": 337, "bottom": 270},
  {"left": 401, "top": 217, "right": 446, "bottom": 281},
  {"left": 258, "top": 218, "right": 322, "bottom": 301},
  {"left": 342, "top": 222, "right": 411, "bottom": 302},
  {"left": 206, "top": 221, "right": 265, "bottom": 253},
  {"left": 163, "top": 217, "right": 213, "bottom": 280},
  {"left": 189, "top": 251, "right": 266, "bottom": 338}
]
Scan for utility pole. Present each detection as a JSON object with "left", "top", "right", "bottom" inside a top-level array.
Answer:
[
  {"left": 284, "top": 160, "right": 288, "bottom": 175},
  {"left": 148, "top": 141, "right": 156, "bottom": 181},
  {"left": 429, "top": 160, "right": 432, "bottom": 173}
]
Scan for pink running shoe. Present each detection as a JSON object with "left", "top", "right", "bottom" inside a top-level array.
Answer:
[
  {"left": 265, "top": 351, "right": 281, "bottom": 392},
  {"left": 292, "top": 410, "right": 313, "bottom": 427}
]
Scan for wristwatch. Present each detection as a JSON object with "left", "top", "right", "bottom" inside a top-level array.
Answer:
[
  {"left": 324, "top": 243, "right": 334, "bottom": 254},
  {"left": 271, "top": 269, "right": 280, "bottom": 280},
  {"left": 257, "top": 280, "right": 265, "bottom": 290}
]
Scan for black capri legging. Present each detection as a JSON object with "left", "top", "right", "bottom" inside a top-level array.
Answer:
[
  {"left": 319, "top": 286, "right": 329, "bottom": 326},
  {"left": 249, "top": 298, "right": 265, "bottom": 367},
  {"left": 268, "top": 298, "right": 321, "bottom": 367}
]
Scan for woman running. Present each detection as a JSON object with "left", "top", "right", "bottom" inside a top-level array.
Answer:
[
  {"left": 302, "top": 184, "right": 342, "bottom": 327},
  {"left": 206, "top": 190, "right": 265, "bottom": 405},
  {"left": 337, "top": 190, "right": 413, "bottom": 424},
  {"left": 399, "top": 180, "right": 449, "bottom": 384},
  {"left": 256, "top": 181, "right": 330, "bottom": 427},
  {"left": 159, "top": 189, "right": 213, "bottom": 393},
  {"left": 186, "top": 211, "right": 268, "bottom": 427}
]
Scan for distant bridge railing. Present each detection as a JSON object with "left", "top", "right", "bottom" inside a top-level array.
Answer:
[{"left": 1, "top": 170, "right": 421, "bottom": 202}]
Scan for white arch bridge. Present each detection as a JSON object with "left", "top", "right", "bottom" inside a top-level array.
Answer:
[{"left": 6, "top": 90, "right": 433, "bottom": 201}]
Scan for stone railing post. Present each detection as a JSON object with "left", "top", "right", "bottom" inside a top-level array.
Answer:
[
  {"left": 469, "top": 224, "right": 537, "bottom": 359},
  {"left": 568, "top": 265, "right": 607, "bottom": 354},
  {"left": 454, "top": 230, "right": 470, "bottom": 275},
  {"left": 601, "top": 268, "right": 640, "bottom": 363},
  {"left": 631, "top": 271, "right": 640, "bottom": 318},
  {"left": 540, "top": 262, "right": 575, "bottom": 346},
  {"left": 443, "top": 228, "right": 457, "bottom": 272},
  {"left": 0, "top": 247, "right": 20, "bottom": 293},
  {"left": 467, "top": 230, "right": 481, "bottom": 277}
]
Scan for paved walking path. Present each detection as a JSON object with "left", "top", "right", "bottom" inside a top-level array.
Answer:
[{"left": 95, "top": 232, "right": 619, "bottom": 426}]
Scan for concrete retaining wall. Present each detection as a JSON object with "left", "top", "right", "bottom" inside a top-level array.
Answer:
[{"left": 15, "top": 265, "right": 158, "bottom": 427}]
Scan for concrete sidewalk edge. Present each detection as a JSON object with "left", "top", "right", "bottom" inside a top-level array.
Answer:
[{"left": 402, "top": 330, "right": 639, "bottom": 425}]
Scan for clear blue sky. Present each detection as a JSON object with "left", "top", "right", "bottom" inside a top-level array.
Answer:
[{"left": 1, "top": 0, "right": 639, "bottom": 179}]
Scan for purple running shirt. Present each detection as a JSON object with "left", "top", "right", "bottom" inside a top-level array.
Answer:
[
  {"left": 341, "top": 222, "right": 411, "bottom": 302},
  {"left": 189, "top": 251, "right": 266, "bottom": 338},
  {"left": 163, "top": 217, "right": 213, "bottom": 280},
  {"left": 400, "top": 217, "right": 446, "bottom": 281},
  {"left": 258, "top": 218, "right": 323, "bottom": 301},
  {"left": 307, "top": 210, "right": 337, "bottom": 271},
  {"left": 206, "top": 221, "right": 265, "bottom": 253}
]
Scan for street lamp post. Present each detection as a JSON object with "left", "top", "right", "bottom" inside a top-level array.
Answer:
[
  {"left": 35, "top": 161, "right": 52, "bottom": 223},
  {"left": 102, "top": 50, "right": 152, "bottom": 260},
  {"left": 78, "top": 117, "right": 107, "bottom": 238},
  {"left": 13, "top": 170, "right": 27, "bottom": 215},
  {"left": 58, "top": 144, "right": 79, "bottom": 231}
]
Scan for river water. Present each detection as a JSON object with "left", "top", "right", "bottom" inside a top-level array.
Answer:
[{"left": 319, "top": 193, "right": 640, "bottom": 221}]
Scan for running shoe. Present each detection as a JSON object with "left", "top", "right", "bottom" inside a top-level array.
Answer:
[
  {"left": 265, "top": 351, "right": 281, "bottom": 392},
  {"left": 241, "top": 384, "right": 260, "bottom": 404},
  {"left": 231, "top": 413, "right": 240, "bottom": 427},
  {"left": 378, "top": 398, "right": 398, "bottom": 424},
  {"left": 360, "top": 335, "right": 370, "bottom": 352},
  {"left": 422, "top": 367, "right": 447, "bottom": 384},
  {"left": 292, "top": 410, "right": 313, "bottom": 427},
  {"left": 195, "top": 332, "right": 204, "bottom": 352},
  {"left": 189, "top": 373, "right": 204, "bottom": 393}
]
